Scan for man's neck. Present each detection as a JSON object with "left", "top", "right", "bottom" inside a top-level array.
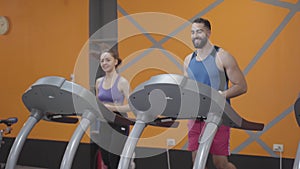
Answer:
[{"left": 196, "top": 42, "right": 214, "bottom": 60}]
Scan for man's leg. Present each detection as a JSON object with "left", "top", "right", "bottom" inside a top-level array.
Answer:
[
  {"left": 210, "top": 125, "right": 236, "bottom": 169},
  {"left": 191, "top": 151, "right": 197, "bottom": 162},
  {"left": 192, "top": 151, "right": 208, "bottom": 169},
  {"left": 212, "top": 155, "right": 236, "bottom": 169},
  {"left": 188, "top": 120, "right": 208, "bottom": 168}
]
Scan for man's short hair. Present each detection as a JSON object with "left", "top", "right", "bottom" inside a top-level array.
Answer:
[{"left": 192, "top": 18, "right": 211, "bottom": 31}]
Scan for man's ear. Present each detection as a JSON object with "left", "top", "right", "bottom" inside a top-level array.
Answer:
[{"left": 206, "top": 30, "right": 211, "bottom": 38}]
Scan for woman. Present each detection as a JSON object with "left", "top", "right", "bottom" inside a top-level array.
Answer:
[{"left": 95, "top": 48, "right": 132, "bottom": 169}]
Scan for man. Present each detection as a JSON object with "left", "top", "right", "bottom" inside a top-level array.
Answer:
[{"left": 183, "top": 18, "right": 247, "bottom": 169}]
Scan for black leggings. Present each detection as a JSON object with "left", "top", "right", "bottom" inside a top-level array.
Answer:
[{"left": 98, "top": 121, "right": 129, "bottom": 169}]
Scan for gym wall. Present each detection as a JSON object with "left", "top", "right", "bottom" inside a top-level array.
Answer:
[
  {"left": 116, "top": 0, "right": 300, "bottom": 159},
  {"left": 0, "top": 0, "right": 299, "bottom": 168},
  {"left": 0, "top": 0, "right": 90, "bottom": 143}
]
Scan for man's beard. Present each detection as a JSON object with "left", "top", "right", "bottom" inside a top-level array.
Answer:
[{"left": 192, "top": 37, "right": 207, "bottom": 49}]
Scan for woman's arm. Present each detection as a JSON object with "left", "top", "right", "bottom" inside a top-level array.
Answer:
[{"left": 95, "top": 77, "right": 103, "bottom": 97}]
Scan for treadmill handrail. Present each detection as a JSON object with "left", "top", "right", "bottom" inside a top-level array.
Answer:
[
  {"left": 129, "top": 74, "right": 264, "bottom": 131},
  {"left": 22, "top": 76, "right": 179, "bottom": 128}
]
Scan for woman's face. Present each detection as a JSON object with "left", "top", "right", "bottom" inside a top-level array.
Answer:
[{"left": 100, "top": 52, "right": 118, "bottom": 73}]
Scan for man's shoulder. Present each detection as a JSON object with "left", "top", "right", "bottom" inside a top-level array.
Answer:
[
  {"left": 214, "top": 45, "right": 220, "bottom": 51},
  {"left": 184, "top": 52, "right": 194, "bottom": 61},
  {"left": 215, "top": 47, "right": 230, "bottom": 58},
  {"left": 215, "top": 47, "right": 236, "bottom": 66}
]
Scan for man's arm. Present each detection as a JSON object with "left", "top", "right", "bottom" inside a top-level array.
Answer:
[{"left": 217, "top": 49, "right": 247, "bottom": 99}]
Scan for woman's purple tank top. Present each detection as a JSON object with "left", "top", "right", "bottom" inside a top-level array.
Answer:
[{"left": 97, "top": 76, "right": 125, "bottom": 104}]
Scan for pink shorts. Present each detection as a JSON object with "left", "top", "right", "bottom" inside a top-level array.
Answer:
[{"left": 187, "top": 120, "right": 230, "bottom": 156}]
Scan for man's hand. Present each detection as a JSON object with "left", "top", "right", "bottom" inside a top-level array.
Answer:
[{"left": 218, "top": 90, "right": 226, "bottom": 98}]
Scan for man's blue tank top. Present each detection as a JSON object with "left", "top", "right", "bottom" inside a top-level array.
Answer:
[
  {"left": 187, "top": 46, "right": 229, "bottom": 100},
  {"left": 97, "top": 76, "right": 125, "bottom": 104}
]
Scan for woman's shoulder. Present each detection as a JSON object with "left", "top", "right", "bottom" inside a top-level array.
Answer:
[
  {"left": 118, "top": 76, "right": 129, "bottom": 85},
  {"left": 117, "top": 76, "right": 130, "bottom": 95},
  {"left": 95, "top": 77, "right": 104, "bottom": 85}
]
